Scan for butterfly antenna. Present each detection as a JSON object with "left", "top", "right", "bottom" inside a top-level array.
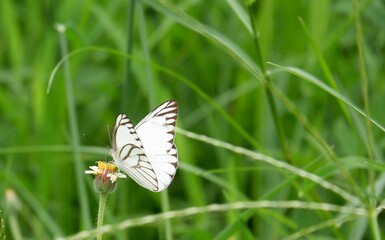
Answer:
[
  {"left": 83, "top": 133, "right": 110, "bottom": 148},
  {"left": 106, "top": 125, "right": 114, "bottom": 163},
  {"left": 104, "top": 153, "right": 113, "bottom": 162},
  {"left": 107, "top": 125, "right": 112, "bottom": 146}
]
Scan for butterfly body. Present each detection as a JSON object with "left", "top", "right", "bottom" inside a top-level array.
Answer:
[{"left": 110, "top": 100, "right": 178, "bottom": 192}]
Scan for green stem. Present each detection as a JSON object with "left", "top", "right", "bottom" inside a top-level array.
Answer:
[
  {"left": 56, "top": 24, "right": 92, "bottom": 229},
  {"left": 247, "top": 3, "right": 291, "bottom": 163},
  {"left": 122, "top": 0, "right": 136, "bottom": 112},
  {"left": 97, "top": 193, "right": 108, "bottom": 240},
  {"left": 160, "top": 190, "right": 173, "bottom": 240},
  {"left": 353, "top": 0, "right": 375, "bottom": 205},
  {"left": 368, "top": 209, "right": 381, "bottom": 240},
  {"left": 138, "top": 1, "right": 155, "bottom": 106},
  {"left": 8, "top": 212, "right": 22, "bottom": 240},
  {"left": 0, "top": 210, "right": 5, "bottom": 239},
  {"left": 138, "top": 2, "right": 172, "bottom": 238}
]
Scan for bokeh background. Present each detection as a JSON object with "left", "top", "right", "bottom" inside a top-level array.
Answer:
[{"left": 1, "top": 0, "right": 385, "bottom": 239}]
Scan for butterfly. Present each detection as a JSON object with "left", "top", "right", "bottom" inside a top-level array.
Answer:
[{"left": 110, "top": 100, "right": 178, "bottom": 192}]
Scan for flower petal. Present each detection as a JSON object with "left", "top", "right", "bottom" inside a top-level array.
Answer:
[
  {"left": 89, "top": 166, "right": 99, "bottom": 171},
  {"left": 85, "top": 170, "right": 96, "bottom": 175},
  {"left": 116, "top": 173, "right": 127, "bottom": 178}
]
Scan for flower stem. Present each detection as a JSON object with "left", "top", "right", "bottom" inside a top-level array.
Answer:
[{"left": 97, "top": 193, "right": 108, "bottom": 240}]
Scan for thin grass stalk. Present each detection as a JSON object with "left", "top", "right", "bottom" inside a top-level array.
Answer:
[
  {"left": 213, "top": 209, "right": 256, "bottom": 240},
  {"left": 119, "top": 2, "right": 136, "bottom": 236},
  {"left": 247, "top": 4, "right": 292, "bottom": 236},
  {"left": 55, "top": 24, "right": 92, "bottom": 229},
  {"left": 137, "top": 2, "right": 156, "bottom": 106},
  {"left": 0, "top": 145, "right": 107, "bottom": 155},
  {"left": 298, "top": 18, "right": 354, "bottom": 130},
  {"left": 137, "top": 2, "right": 173, "bottom": 239},
  {"left": 368, "top": 209, "right": 381, "bottom": 240},
  {"left": 225, "top": 0, "right": 252, "bottom": 33},
  {"left": 205, "top": 117, "right": 243, "bottom": 236},
  {"left": 283, "top": 215, "right": 362, "bottom": 240},
  {"left": 5, "top": 190, "right": 22, "bottom": 240},
  {"left": 0, "top": 210, "right": 5, "bottom": 240},
  {"left": 122, "top": 0, "right": 136, "bottom": 112},
  {"left": 0, "top": 0, "right": 23, "bottom": 72},
  {"left": 247, "top": 2, "right": 291, "bottom": 163},
  {"left": 353, "top": 0, "right": 375, "bottom": 201},
  {"left": 8, "top": 211, "right": 22, "bottom": 240},
  {"left": 353, "top": 1, "right": 379, "bottom": 238}
]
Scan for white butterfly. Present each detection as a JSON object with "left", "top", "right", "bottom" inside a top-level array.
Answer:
[{"left": 110, "top": 100, "right": 178, "bottom": 192}]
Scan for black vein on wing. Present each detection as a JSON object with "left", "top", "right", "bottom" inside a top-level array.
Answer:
[
  {"left": 126, "top": 167, "right": 158, "bottom": 191},
  {"left": 120, "top": 144, "right": 158, "bottom": 191}
]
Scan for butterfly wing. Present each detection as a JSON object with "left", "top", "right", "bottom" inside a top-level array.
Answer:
[
  {"left": 111, "top": 113, "right": 159, "bottom": 191},
  {"left": 135, "top": 100, "right": 178, "bottom": 192}
]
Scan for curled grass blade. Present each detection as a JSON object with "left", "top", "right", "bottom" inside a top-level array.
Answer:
[{"left": 267, "top": 63, "right": 385, "bottom": 133}]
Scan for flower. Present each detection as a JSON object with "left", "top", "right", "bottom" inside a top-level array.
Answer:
[{"left": 85, "top": 161, "right": 126, "bottom": 193}]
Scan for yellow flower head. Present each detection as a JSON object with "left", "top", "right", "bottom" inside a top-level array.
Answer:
[{"left": 85, "top": 161, "right": 126, "bottom": 193}]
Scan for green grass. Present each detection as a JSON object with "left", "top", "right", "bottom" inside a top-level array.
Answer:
[{"left": 1, "top": 0, "right": 385, "bottom": 239}]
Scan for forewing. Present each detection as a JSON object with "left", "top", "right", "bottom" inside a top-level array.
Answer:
[
  {"left": 112, "top": 114, "right": 143, "bottom": 151},
  {"left": 112, "top": 113, "right": 159, "bottom": 191},
  {"left": 135, "top": 100, "right": 178, "bottom": 192}
]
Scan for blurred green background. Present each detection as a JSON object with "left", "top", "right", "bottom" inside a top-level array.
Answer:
[{"left": 1, "top": 0, "right": 385, "bottom": 239}]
